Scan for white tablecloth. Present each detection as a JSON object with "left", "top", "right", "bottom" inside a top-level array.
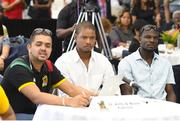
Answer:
[
  {"left": 159, "top": 45, "right": 180, "bottom": 66},
  {"left": 33, "top": 96, "right": 180, "bottom": 121}
]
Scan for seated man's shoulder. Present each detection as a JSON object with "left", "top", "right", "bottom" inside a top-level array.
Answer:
[
  {"left": 94, "top": 51, "right": 110, "bottom": 61},
  {"left": 156, "top": 54, "right": 172, "bottom": 65},
  {"left": 62, "top": 50, "right": 75, "bottom": 58},
  {"left": 55, "top": 51, "right": 75, "bottom": 63},
  {"left": 122, "top": 51, "right": 136, "bottom": 61}
]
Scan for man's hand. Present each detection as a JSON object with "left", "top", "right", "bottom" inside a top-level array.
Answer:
[
  {"left": 70, "top": 24, "right": 77, "bottom": 32},
  {"left": 65, "top": 93, "right": 91, "bottom": 107},
  {"left": 77, "top": 86, "right": 98, "bottom": 97}
]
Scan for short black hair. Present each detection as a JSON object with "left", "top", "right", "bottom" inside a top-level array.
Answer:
[
  {"left": 132, "top": 19, "right": 148, "bottom": 34},
  {"left": 140, "top": 25, "right": 159, "bottom": 36},
  {"left": 75, "top": 21, "right": 96, "bottom": 35},
  {"left": 30, "top": 28, "right": 52, "bottom": 43}
]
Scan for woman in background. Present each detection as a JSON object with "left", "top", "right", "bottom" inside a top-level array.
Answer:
[
  {"left": 101, "top": 17, "right": 112, "bottom": 48},
  {"left": 109, "top": 8, "right": 133, "bottom": 48},
  {"left": 131, "top": 0, "right": 155, "bottom": 24},
  {"left": 2, "top": 0, "right": 25, "bottom": 19}
]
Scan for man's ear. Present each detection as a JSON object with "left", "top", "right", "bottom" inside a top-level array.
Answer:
[{"left": 27, "top": 43, "right": 31, "bottom": 52}]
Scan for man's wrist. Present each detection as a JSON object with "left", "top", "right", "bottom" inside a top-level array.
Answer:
[{"left": 64, "top": 97, "right": 71, "bottom": 106}]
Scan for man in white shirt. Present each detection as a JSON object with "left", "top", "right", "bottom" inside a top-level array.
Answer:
[
  {"left": 118, "top": 25, "right": 176, "bottom": 102},
  {"left": 55, "top": 21, "right": 115, "bottom": 95}
]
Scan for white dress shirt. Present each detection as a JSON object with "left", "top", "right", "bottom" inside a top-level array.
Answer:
[{"left": 55, "top": 49, "right": 115, "bottom": 95}]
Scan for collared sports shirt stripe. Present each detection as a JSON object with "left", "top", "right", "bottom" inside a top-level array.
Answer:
[
  {"left": 52, "top": 78, "right": 66, "bottom": 88},
  {"left": 18, "top": 82, "right": 36, "bottom": 91}
]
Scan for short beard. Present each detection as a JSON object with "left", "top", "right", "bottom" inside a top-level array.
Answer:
[{"left": 142, "top": 46, "right": 156, "bottom": 52}]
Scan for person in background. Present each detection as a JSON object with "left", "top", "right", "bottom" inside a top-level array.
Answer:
[
  {"left": 56, "top": 0, "right": 85, "bottom": 52},
  {"left": 118, "top": 25, "right": 176, "bottom": 102},
  {"left": 154, "top": 0, "right": 171, "bottom": 30},
  {"left": 28, "top": 0, "right": 53, "bottom": 19},
  {"left": 0, "top": 85, "right": 16, "bottom": 120},
  {"left": 109, "top": 8, "right": 133, "bottom": 48},
  {"left": 1, "top": 28, "right": 96, "bottom": 120},
  {"left": 97, "top": 0, "right": 107, "bottom": 17},
  {"left": 131, "top": 0, "right": 155, "bottom": 25},
  {"left": 128, "top": 19, "right": 148, "bottom": 53},
  {"left": 101, "top": 17, "right": 112, "bottom": 48},
  {"left": 1, "top": 0, "right": 25, "bottom": 19},
  {"left": 171, "top": 10, "right": 180, "bottom": 30},
  {"left": 55, "top": 21, "right": 115, "bottom": 96}
]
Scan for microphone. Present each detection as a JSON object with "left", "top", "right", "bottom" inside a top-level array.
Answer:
[{"left": 122, "top": 77, "right": 149, "bottom": 94}]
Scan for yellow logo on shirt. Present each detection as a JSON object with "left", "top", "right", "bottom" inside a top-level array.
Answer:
[{"left": 42, "top": 75, "right": 48, "bottom": 87}]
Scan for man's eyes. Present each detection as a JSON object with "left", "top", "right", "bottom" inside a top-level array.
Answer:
[
  {"left": 35, "top": 43, "right": 42, "bottom": 46},
  {"left": 35, "top": 43, "right": 51, "bottom": 47},
  {"left": 81, "top": 36, "right": 95, "bottom": 40}
]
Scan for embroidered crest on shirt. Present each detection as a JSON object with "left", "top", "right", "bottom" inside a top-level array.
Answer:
[{"left": 42, "top": 75, "right": 48, "bottom": 87}]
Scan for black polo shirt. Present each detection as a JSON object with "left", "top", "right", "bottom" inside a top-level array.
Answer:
[{"left": 1, "top": 56, "right": 65, "bottom": 114}]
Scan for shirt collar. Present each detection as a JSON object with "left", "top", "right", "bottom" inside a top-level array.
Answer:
[
  {"left": 134, "top": 49, "right": 159, "bottom": 61},
  {"left": 73, "top": 48, "right": 95, "bottom": 63}
]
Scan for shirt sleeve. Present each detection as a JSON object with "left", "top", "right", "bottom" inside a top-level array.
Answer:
[
  {"left": 166, "top": 63, "right": 175, "bottom": 84},
  {"left": 6, "top": 65, "right": 35, "bottom": 91},
  {"left": 51, "top": 64, "right": 66, "bottom": 88},
  {"left": 118, "top": 58, "right": 134, "bottom": 81},
  {"left": 56, "top": 6, "right": 70, "bottom": 29},
  {"left": 0, "top": 86, "right": 9, "bottom": 114},
  {"left": 109, "top": 27, "right": 121, "bottom": 46}
]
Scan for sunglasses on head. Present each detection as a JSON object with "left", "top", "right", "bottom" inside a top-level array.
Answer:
[
  {"left": 140, "top": 25, "right": 158, "bottom": 35},
  {"left": 33, "top": 28, "right": 52, "bottom": 36}
]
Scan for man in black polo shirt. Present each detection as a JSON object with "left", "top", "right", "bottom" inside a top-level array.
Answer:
[{"left": 1, "top": 28, "right": 95, "bottom": 120}]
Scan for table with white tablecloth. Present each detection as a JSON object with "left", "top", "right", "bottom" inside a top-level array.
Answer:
[
  {"left": 33, "top": 96, "right": 180, "bottom": 121},
  {"left": 158, "top": 45, "right": 180, "bottom": 66},
  {"left": 159, "top": 50, "right": 180, "bottom": 66}
]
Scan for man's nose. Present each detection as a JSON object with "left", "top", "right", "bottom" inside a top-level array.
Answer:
[
  {"left": 86, "top": 38, "right": 92, "bottom": 44},
  {"left": 40, "top": 45, "right": 46, "bottom": 50},
  {"left": 150, "top": 37, "right": 156, "bottom": 42}
]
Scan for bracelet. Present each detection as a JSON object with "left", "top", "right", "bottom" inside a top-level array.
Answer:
[{"left": 62, "top": 97, "right": 65, "bottom": 106}]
